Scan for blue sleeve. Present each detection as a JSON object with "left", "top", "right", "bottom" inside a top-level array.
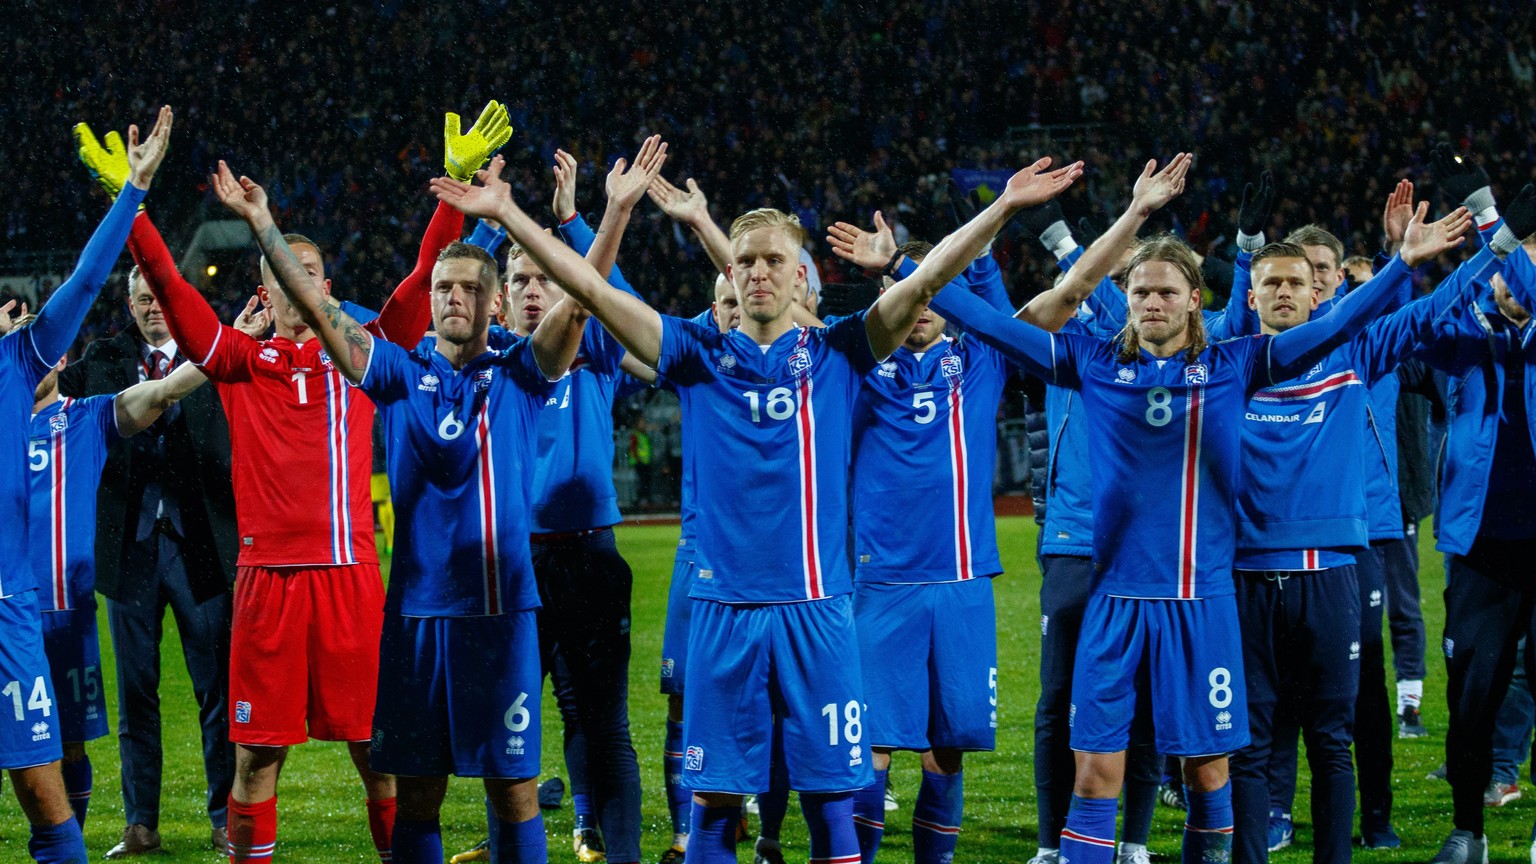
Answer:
[
  {"left": 927, "top": 281, "right": 1066, "bottom": 382},
  {"left": 822, "top": 312, "right": 879, "bottom": 373},
  {"left": 466, "top": 219, "right": 508, "bottom": 256},
  {"left": 1058, "top": 246, "right": 1082, "bottom": 272},
  {"left": 487, "top": 325, "right": 519, "bottom": 351},
  {"left": 688, "top": 307, "right": 715, "bottom": 329},
  {"left": 582, "top": 322, "right": 627, "bottom": 376},
  {"left": 1206, "top": 250, "right": 1258, "bottom": 340},
  {"left": 358, "top": 337, "right": 414, "bottom": 404},
  {"left": 616, "top": 372, "right": 655, "bottom": 399},
  {"left": 558, "top": 213, "right": 642, "bottom": 300},
  {"left": 498, "top": 337, "right": 558, "bottom": 396},
  {"left": 656, "top": 314, "right": 718, "bottom": 385},
  {"left": 1265, "top": 255, "right": 1413, "bottom": 383},
  {"left": 1354, "top": 247, "right": 1503, "bottom": 382},
  {"left": 963, "top": 253, "right": 1014, "bottom": 313},
  {"left": 1372, "top": 251, "right": 1393, "bottom": 276},
  {"left": 29, "top": 185, "right": 148, "bottom": 368},
  {"left": 1502, "top": 247, "right": 1536, "bottom": 349},
  {"left": 340, "top": 300, "right": 380, "bottom": 326}
]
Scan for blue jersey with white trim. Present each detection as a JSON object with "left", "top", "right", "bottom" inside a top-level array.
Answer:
[
  {"left": 1055, "top": 334, "right": 1268, "bottom": 599},
  {"left": 0, "top": 327, "right": 59, "bottom": 599},
  {"left": 663, "top": 308, "right": 719, "bottom": 557},
  {"left": 527, "top": 323, "right": 628, "bottom": 533},
  {"left": 361, "top": 338, "right": 552, "bottom": 617},
  {"left": 658, "top": 312, "right": 877, "bottom": 603},
  {"left": 852, "top": 335, "right": 1009, "bottom": 583},
  {"left": 27, "top": 396, "right": 118, "bottom": 610}
]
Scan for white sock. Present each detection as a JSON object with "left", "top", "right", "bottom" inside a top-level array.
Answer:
[
  {"left": 1397, "top": 679, "right": 1423, "bottom": 711},
  {"left": 674, "top": 832, "right": 688, "bottom": 850}
]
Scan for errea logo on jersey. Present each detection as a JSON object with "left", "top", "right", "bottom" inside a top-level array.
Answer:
[
  {"left": 1116, "top": 367, "right": 1136, "bottom": 383},
  {"left": 418, "top": 374, "right": 440, "bottom": 392},
  {"left": 848, "top": 745, "right": 863, "bottom": 767},
  {"left": 878, "top": 361, "right": 897, "bottom": 379},
  {"left": 258, "top": 347, "right": 279, "bottom": 364},
  {"left": 1185, "top": 363, "right": 1209, "bottom": 385},
  {"left": 788, "top": 347, "right": 812, "bottom": 375},
  {"left": 1215, "top": 711, "right": 1233, "bottom": 731},
  {"left": 720, "top": 353, "right": 737, "bottom": 370},
  {"left": 506, "top": 735, "right": 525, "bottom": 755},
  {"left": 1369, "top": 590, "right": 1382, "bottom": 608},
  {"left": 30, "top": 721, "right": 49, "bottom": 742},
  {"left": 1350, "top": 641, "right": 1361, "bottom": 660}
]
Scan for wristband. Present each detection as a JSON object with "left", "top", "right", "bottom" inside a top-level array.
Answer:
[
  {"left": 1491, "top": 224, "right": 1521, "bottom": 257},
  {"left": 1237, "top": 230, "right": 1266, "bottom": 254},
  {"left": 882, "top": 250, "right": 903, "bottom": 276}
]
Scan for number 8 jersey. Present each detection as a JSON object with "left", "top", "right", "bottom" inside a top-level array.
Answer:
[
  {"left": 657, "top": 313, "right": 878, "bottom": 604},
  {"left": 1054, "top": 333, "right": 1268, "bottom": 600}
]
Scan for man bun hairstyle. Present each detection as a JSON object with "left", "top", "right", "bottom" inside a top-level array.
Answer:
[{"left": 1116, "top": 233, "right": 1209, "bottom": 365}]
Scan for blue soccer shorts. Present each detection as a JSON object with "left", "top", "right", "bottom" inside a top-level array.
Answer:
[
  {"left": 855, "top": 577, "right": 998, "bottom": 752},
  {"left": 659, "top": 540, "right": 698, "bottom": 696},
  {"left": 1070, "top": 593, "right": 1248, "bottom": 757},
  {"left": 682, "top": 594, "right": 874, "bottom": 795},
  {"left": 372, "top": 608, "right": 541, "bottom": 779},
  {"left": 41, "top": 600, "right": 107, "bottom": 744},
  {"left": 0, "top": 590, "right": 64, "bottom": 769}
]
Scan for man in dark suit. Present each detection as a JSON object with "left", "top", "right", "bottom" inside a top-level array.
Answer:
[{"left": 58, "top": 266, "right": 237, "bottom": 857}]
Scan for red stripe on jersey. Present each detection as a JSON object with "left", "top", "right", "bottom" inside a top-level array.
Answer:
[
  {"left": 50, "top": 422, "right": 67, "bottom": 611},
  {"left": 474, "top": 406, "right": 502, "bottom": 615},
  {"left": 1252, "top": 371, "right": 1361, "bottom": 402},
  {"left": 1178, "top": 386, "right": 1205, "bottom": 599},
  {"left": 947, "top": 383, "right": 972, "bottom": 580},
  {"left": 796, "top": 374, "right": 823, "bottom": 600}
]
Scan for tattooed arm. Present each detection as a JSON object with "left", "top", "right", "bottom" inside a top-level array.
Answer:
[{"left": 209, "top": 160, "right": 375, "bottom": 383}]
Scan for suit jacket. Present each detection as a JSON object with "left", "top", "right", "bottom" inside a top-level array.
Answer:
[{"left": 58, "top": 328, "right": 237, "bottom": 602}]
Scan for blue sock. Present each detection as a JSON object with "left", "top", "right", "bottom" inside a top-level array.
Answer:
[
  {"left": 493, "top": 813, "right": 547, "bottom": 864},
  {"left": 390, "top": 818, "right": 443, "bottom": 864},
  {"left": 913, "top": 770, "right": 964, "bottom": 864},
  {"left": 759, "top": 724, "right": 790, "bottom": 839},
  {"left": 573, "top": 792, "right": 595, "bottom": 832},
  {"left": 61, "top": 756, "right": 92, "bottom": 828},
  {"left": 1183, "top": 783, "right": 1234, "bottom": 864},
  {"left": 688, "top": 803, "right": 741, "bottom": 864},
  {"left": 29, "top": 817, "right": 86, "bottom": 864},
  {"left": 801, "top": 791, "right": 859, "bottom": 864},
  {"left": 852, "top": 769, "right": 888, "bottom": 864},
  {"left": 664, "top": 720, "right": 691, "bottom": 839},
  {"left": 1060, "top": 795, "right": 1118, "bottom": 864}
]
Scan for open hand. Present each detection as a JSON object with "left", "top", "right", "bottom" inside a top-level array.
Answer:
[
  {"left": 1400, "top": 203, "right": 1470, "bottom": 267},
  {"left": 826, "top": 211, "right": 898, "bottom": 270},
  {"left": 1381, "top": 179, "right": 1415, "bottom": 251},
  {"left": 210, "top": 160, "right": 269, "bottom": 223},
  {"left": 232, "top": 294, "right": 271, "bottom": 338},
  {"left": 647, "top": 175, "right": 711, "bottom": 227},
  {"left": 999, "top": 157, "right": 1084, "bottom": 211},
  {"left": 1131, "top": 153, "right": 1192, "bottom": 215},
  {"left": 606, "top": 134, "right": 668, "bottom": 212},
  {"left": 551, "top": 149, "right": 579, "bottom": 222},
  {"left": 126, "top": 105, "right": 174, "bottom": 190},
  {"left": 429, "top": 153, "right": 515, "bottom": 222}
]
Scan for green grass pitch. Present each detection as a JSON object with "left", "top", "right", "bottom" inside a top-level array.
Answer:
[{"left": 0, "top": 516, "right": 1525, "bottom": 861}]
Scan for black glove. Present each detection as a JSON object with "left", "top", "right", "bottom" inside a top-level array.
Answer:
[
  {"left": 1431, "top": 144, "right": 1492, "bottom": 211},
  {"left": 1076, "top": 215, "right": 1106, "bottom": 247},
  {"left": 1016, "top": 199, "right": 1068, "bottom": 240},
  {"left": 1238, "top": 171, "right": 1274, "bottom": 237},
  {"left": 1502, "top": 183, "right": 1536, "bottom": 242},
  {"left": 944, "top": 177, "right": 981, "bottom": 231}
]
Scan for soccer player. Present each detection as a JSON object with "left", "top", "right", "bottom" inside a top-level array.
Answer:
[
  {"left": 231, "top": 149, "right": 586, "bottom": 864},
  {"left": 0, "top": 105, "right": 171, "bottom": 864},
  {"left": 899, "top": 180, "right": 1467, "bottom": 864},
  {"left": 1229, "top": 233, "right": 1503, "bottom": 864},
  {"left": 821, "top": 156, "right": 1192, "bottom": 864},
  {"left": 429, "top": 150, "right": 1082, "bottom": 864},
  {"left": 1408, "top": 181, "right": 1536, "bottom": 864},
  {"left": 25, "top": 331, "right": 209, "bottom": 831},
  {"left": 113, "top": 103, "right": 509, "bottom": 863}
]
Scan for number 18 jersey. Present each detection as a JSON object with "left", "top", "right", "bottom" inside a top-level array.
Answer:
[
  {"left": 1054, "top": 333, "right": 1268, "bottom": 600},
  {"left": 657, "top": 313, "right": 878, "bottom": 604}
]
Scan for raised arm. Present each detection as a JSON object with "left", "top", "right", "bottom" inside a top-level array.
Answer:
[
  {"left": 586, "top": 135, "right": 668, "bottom": 279},
  {"left": 210, "top": 161, "right": 372, "bottom": 384},
  {"left": 113, "top": 360, "right": 207, "bottom": 437},
  {"left": 1019, "top": 154, "right": 1191, "bottom": 332},
  {"left": 527, "top": 296, "right": 589, "bottom": 380},
  {"left": 859, "top": 157, "right": 1082, "bottom": 357},
  {"left": 648, "top": 174, "right": 734, "bottom": 279},
  {"left": 127, "top": 213, "right": 226, "bottom": 364},
  {"left": 551, "top": 152, "right": 644, "bottom": 299},
  {"left": 31, "top": 108, "right": 172, "bottom": 364},
  {"left": 927, "top": 280, "right": 1062, "bottom": 380},
  {"left": 370, "top": 199, "right": 465, "bottom": 347},
  {"left": 1266, "top": 203, "right": 1470, "bottom": 382},
  {"left": 431, "top": 157, "right": 665, "bottom": 366}
]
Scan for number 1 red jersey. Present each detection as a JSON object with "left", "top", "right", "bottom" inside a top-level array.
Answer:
[{"left": 196, "top": 327, "right": 377, "bottom": 567}]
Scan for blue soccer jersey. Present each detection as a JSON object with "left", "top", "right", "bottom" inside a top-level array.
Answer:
[
  {"left": 27, "top": 396, "right": 119, "bottom": 611},
  {"left": 360, "top": 338, "right": 553, "bottom": 617},
  {"left": 528, "top": 323, "right": 628, "bottom": 533},
  {"left": 852, "top": 335, "right": 1010, "bottom": 583},
  {"left": 0, "top": 328, "right": 58, "bottom": 599},
  {"left": 657, "top": 313, "right": 878, "bottom": 603}
]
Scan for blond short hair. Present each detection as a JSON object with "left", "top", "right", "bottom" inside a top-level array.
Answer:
[{"left": 728, "top": 208, "right": 808, "bottom": 248}]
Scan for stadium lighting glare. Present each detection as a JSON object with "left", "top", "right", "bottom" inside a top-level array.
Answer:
[{"left": 206, "top": 265, "right": 218, "bottom": 277}]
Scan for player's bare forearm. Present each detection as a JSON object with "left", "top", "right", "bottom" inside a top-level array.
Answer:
[
  {"left": 114, "top": 362, "right": 207, "bottom": 436},
  {"left": 497, "top": 198, "right": 665, "bottom": 365},
  {"left": 587, "top": 198, "right": 634, "bottom": 280},
  {"left": 1018, "top": 204, "right": 1146, "bottom": 333},
  {"left": 529, "top": 297, "right": 589, "bottom": 380},
  {"left": 693, "top": 216, "right": 734, "bottom": 279},
  {"left": 321, "top": 300, "right": 374, "bottom": 385},
  {"left": 618, "top": 352, "right": 658, "bottom": 385}
]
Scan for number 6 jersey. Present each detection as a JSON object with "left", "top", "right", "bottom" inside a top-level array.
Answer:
[{"left": 656, "top": 312, "right": 878, "bottom": 604}]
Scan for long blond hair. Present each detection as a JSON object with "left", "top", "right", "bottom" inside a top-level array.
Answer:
[{"left": 1115, "top": 234, "right": 1208, "bottom": 365}]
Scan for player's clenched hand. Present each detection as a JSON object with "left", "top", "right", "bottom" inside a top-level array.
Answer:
[
  {"left": 648, "top": 175, "right": 710, "bottom": 227},
  {"left": 1380, "top": 179, "right": 1414, "bottom": 252},
  {"left": 1131, "top": 152, "right": 1192, "bottom": 215},
  {"left": 606, "top": 134, "right": 669, "bottom": 213},
  {"left": 210, "top": 160, "right": 269, "bottom": 224},
  {"left": 551, "top": 149, "right": 579, "bottom": 222},
  {"left": 826, "top": 211, "right": 897, "bottom": 271},
  {"left": 999, "top": 156, "right": 1084, "bottom": 212},
  {"left": 232, "top": 295, "right": 271, "bottom": 338},
  {"left": 430, "top": 153, "right": 515, "bottom": 222},
  {"left": 1399, "top": 202, "right": 1470, "bottom": 267},
  {"left": 444, "top": 100, "right": 513, "bottom": 183}
]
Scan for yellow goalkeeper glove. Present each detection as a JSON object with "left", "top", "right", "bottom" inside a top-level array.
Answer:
[
  {"left": 444, "top": 100, "right": 513, "bottom": 182},
  {"left": 74, "top": 123, "right": 132, "bottom": 199}
]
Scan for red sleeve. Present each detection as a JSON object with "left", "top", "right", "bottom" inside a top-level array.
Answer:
[
  {"left": 368, "top": 200, "right": 465, "bottom": 346},
  {"left": 127, "top": 213, "right": 253, "bottom": 378}
]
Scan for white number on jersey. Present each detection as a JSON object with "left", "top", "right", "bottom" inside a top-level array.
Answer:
[
  {"left": 438, "top": 410, "right": 467, "bottom": 441},
  {"left": 2, "top": 677, "right": 52, "bottom": 721},
  {"left": 503, "top": 692, "right": 531, "bottom": 732},
  {"left": 820, "top": 700, "right": 863, "bottom": 746},
  {"left": 912, "top": 391, "right": 937, "bottom": 424},
  {"left": 291, "top": 371, "right": 309, "bottom": 405},
  {"left": 744, "top": 387, "right": 796, "bottom": 424},
  {"left": 27, "top": 440, "right": 47, "bottom": 472},
  {"left": 1207, "top": 667, "right": 1233, "bottom": 709},
  {"left": 1145, "top": 387, "right": 1174, "bottom": 427}
]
